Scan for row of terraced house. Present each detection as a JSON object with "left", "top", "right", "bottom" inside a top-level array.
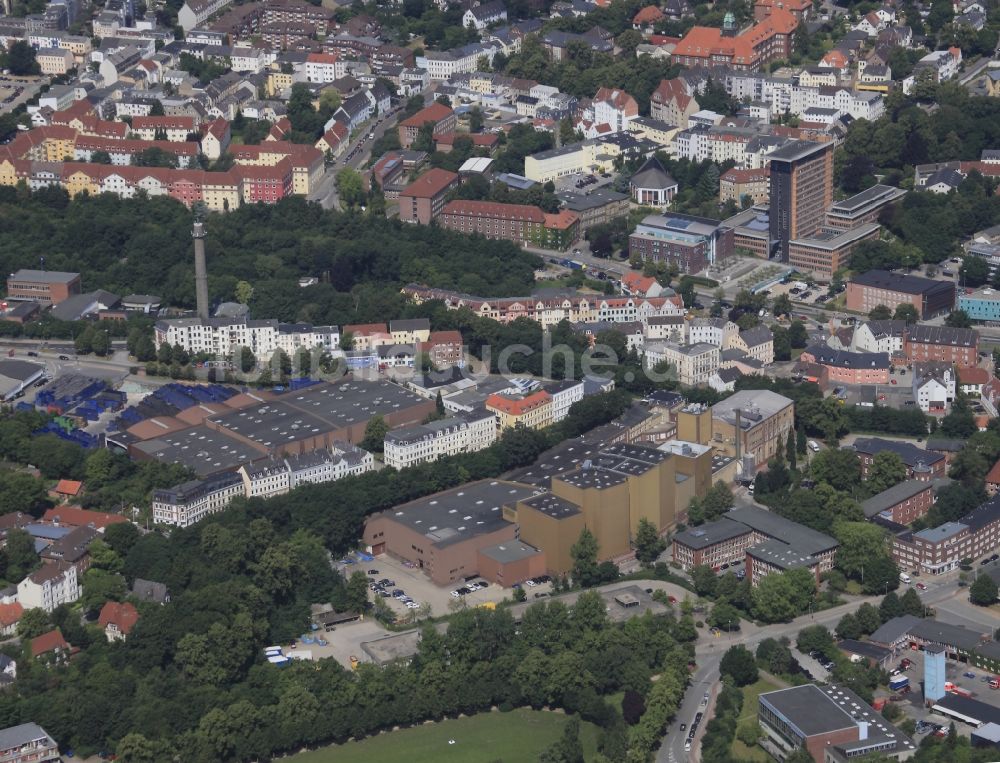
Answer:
[{"left": 0, "top": 106, "right": 324, "bottom": 210}]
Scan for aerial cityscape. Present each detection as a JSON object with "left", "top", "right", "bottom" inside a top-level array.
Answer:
[{"left": 0, "top": 0, "right": 996, "bottom": 759}]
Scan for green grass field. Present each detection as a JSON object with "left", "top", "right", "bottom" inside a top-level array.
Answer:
[
  {"left": 290, "top": 709, "right": 600, "bottom": 763},
  {"left": 730, "top": 678, "right": 780, "bottom": 763}
]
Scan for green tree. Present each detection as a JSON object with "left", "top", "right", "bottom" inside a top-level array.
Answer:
[
  {"left": 810, "top": 448, "right": 861, "bottom": 492},
  {"left": 720, "top": 645, "right": 758, "bottom": 686},
  {"left": 866, "top": 452, "right": 907, "bottom": 495},
  {"left": 235, "top": 280, "right": 254, "bottom": 305},
  {"left": 16, "top": 607, "right": 50, "bottom": 639},
  {"left": 360, "top": 414, "right": 388, "bottom": 452},
  {"left": 570, "top": 527, "right": 600, "bottom": 588},
  {"left": 945, "top": 310, "right": 972, "bottom": 328},
  {"left": 690, "top": 564, "right": 718, "bottom": 597},
  {"left": 336, "top": 168, "right": 366, "bottom": 208},
  {"left": 970, "top": 574, "right": 998, "bottom": 606},
  {"left": 634, "top": 517, "right": 666, "bottom": 567},
  {"left": 836, "top": 612, "right": 862, "bottom": 640},
  {"left": 788, "top": 320, "right": 808, "bottom": 349},
  {"left": 880, "top": 591, "right": 904, "bottom": 622},
  {"left": 344, "top": 569, "right": 369, "bottom": 612},
  {"left": 81, "top": 569, "right": 127, "bottom": 614},
  {"left": 868, "top": 305, "right": 892, "bottom": 320},
  {"left": 708, "top": 601, "right": 742, "bottom": 632},
  {"left": 2, "top": 527, "right": 39, "bottom": 583},
  {"left": 893, "top": 304, "right": 919, "bottom": 324},
  {"left": 540, "top": 715, "right": 584, "bottom": 763},
  {"left": 834, "top": 523, "right": 890, "bottom": 582},
  {"left": 4, "top": 40, "right": 39, "bottom": 75},
  {"left": 785, "top": 430, "right": 796, "bottom": 471}
]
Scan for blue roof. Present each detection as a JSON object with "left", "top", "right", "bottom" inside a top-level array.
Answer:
[{"left": 25, "top": 524, "right": 73, "bottom": 541}]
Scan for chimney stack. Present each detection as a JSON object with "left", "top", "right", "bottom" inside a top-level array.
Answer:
[{"left": 192, "top": 222, "right": 209, "bottom": 320}]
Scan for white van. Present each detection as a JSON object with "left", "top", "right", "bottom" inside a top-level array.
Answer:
[
  {"left": 808, "top": 440, "right": 820, "bottom": 452},
  {"left": 899, "top": 572, "right": 911, "bottom": 584}
]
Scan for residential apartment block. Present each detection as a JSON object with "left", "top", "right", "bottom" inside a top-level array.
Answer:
[
  {"left": 644, "top": 341, "right": 720, "bottom": 386},
  {"left": 397, "top": 168, "right": 460, "bottom": 224},
  {"left": 151, "top": 444, "right": 374, "bottom": 527},
  {"left": 0, "top": 723, "right": 61, "bottom": 763},
  {"left": 862, "top": 480, "right": 937, "bottom": 526},
  {"left": 154, "top": 317, "right": 340, "bottom": 357},
  {"left": 486, "top": 390, "right": 552, "bottom": 431},
  {"left": 892, "top": 494, "right": 1000, "bottom": 575},
  {"left": 438, "top": 200, "right": 579, "bottom": 250},
  {"left": 16, "top": 562, "right": 79, "bottom": 612},
  {"left": 384, "top": 410, "right": 497, "bottom": 470},
  {"left": 851, "top": 438, "right": 947, "bottom": 482},
  {"left": 402, "top": 284, "right": 684, "bottom": 330}
]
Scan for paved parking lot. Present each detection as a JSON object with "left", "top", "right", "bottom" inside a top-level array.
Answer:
[
  {"left": 344, "top": 554, "right": 526, "bottom": 618},
  {"left": 292, "top": 618, "right": 389, "bottom": 669}
]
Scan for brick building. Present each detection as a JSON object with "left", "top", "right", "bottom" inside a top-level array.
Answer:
[
  {"left": 671, "top": 8, "right": 799, "bottom": 72},
  {"left": 846, "top": 270, "right": 956, "bottom": 318},
  {"left": 629, "top": 212, "right": 733, "bottom": 273},
  {"left": 397, "top": 168, "right": 460, "bottom": 225},
  {"left": 851, "top": 438, "right": 947, "bottom": 481},
  {"left": 904, "top": 325, "right": 979, "bottom": 366},
  {"left": 398, "top": 102, "right": 456, "bottom": 150},
  {"left": 892, "top": 493, "right": 1000, "bottom": 574},
  {"left": 438, "top": 200, "right": 579, "bottom": 250},
  {"left": 6, "top": 269, "right": 81, "bottom": 305},
  {"left": 797, "top": 345, "right": 890, "bottom": 385},
  {"left": 861, "top": 479, "right": 937, "bottom": 525}
]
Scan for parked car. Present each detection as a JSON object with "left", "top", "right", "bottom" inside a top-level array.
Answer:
[
  {"left": 916, "top": 582, "right": 927, "bottom": 591},
  {"left": 58, "top": 354, "right": 70, "bottom": 360},
  {"left": 525, "top": 579, "right": 537, "bottom": 587},
  {"left": 26, "top": 351, "right": 38, "bottom": 357}
]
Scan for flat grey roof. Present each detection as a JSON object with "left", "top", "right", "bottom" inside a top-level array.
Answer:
[
  {"left": 829, "top": 184, "right": 907, "bottom": 214},
  {"left": 8, "top": 269, "right": 79, "bottom": 283},
  {"left": 747, "top": 538, "right": 818, "bottom": 570},
  {"left": 132, "top": 426, "right": 265, "bottom": 476},
  {"left": 209, "top": 380, "right": 427, "bottom": 447},
  {"left": 381, "top": 479, "right": 542, "bottom": 548},
  {"left": 767, "top": 139, "right": 830, "bottom": 163},
  {"left": 519, "top": 492, "right": 581, "bottom": 519},
  {"left": 712, "top": 389, "right": 793, "bottom": 428},
  {"left": 361, "top": 629, "right": 422, "bottom": 664},
  {"left": 478, "top": 540, "right": 541, "bottom": 563},
  {"left": 759, "top": 684, "right": 857, "bottom": 736}
]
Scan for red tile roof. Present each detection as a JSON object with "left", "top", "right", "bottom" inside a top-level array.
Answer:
[
  {"left": 53, "top": 479, "right": 83, "bottom": 496},
  {"left": 0, "top": 602, "right": 22, "bottom": 628},
  {"left": 400, "top": 101, "right": 453, "bottom": 128},
  {"left": 31, "top": 628, "right": 69, "bottom": 658},
  {"left": 42, "top": 506, "right": 128, "bottom": 529},
  {"left": 343, "top": 322, "right": 389, "bottom": 336},
  {"left": 442, "top": 199, "right": 545, "bottom": 223},
  {"left": 486, "top": 390, "right": 551, "bottom": 416},
  {"left": 543, "top": 210, "right": 579, "bottom": 230},
  {"left": 99, "top": 601, "right": 139, "bottom": 635},
  {"left": 400, "top": 168, "right": 459, "bottom": 199},
  {"left": 131, "top": 115, "right": 195, "bottom": 131},
  {"left": 651, "top": 78, "right": 694, "bottom": 111},
  {"left": 958, "top": 366, "right": 989, "bottom": 385},
  {"left": 987, "top": 458, "right": 1000, "bottom": 486},
  {"left": 633, "top": 5, "right": 665, "bottom": 23},
  {"left": 432, "top": 131, "right": 499, "bottom": 148}
]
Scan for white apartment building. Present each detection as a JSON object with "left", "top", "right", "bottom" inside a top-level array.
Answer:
[
  {"left": 17, "top": 563, "right": 80, "bottom": 613},
  {"left": 546, "top": 379, "right": 585, "bottom": 422},
  {"left": 644, "top": 342, "right": 720, "bottom": 386},
  {"left": 239, "top": 462, "right": 291, "bottom": 498},
  {"left": 152, "top": 444, "right": 374, "bottom": 527},
  {"left": 154, "top": 317, "right": 340, "bottom": 358},
  {"left": 852, "top": 320, "right": 905, "bottom": 354},
  {"left": 417, "top": 42, "right": 500, "bottom": 80},
  {"left": 383, "top": 410, "right": 496, "bottom": 470},
  {"left": 688, "top": 317, "right": 738, "bottom": 346}
]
